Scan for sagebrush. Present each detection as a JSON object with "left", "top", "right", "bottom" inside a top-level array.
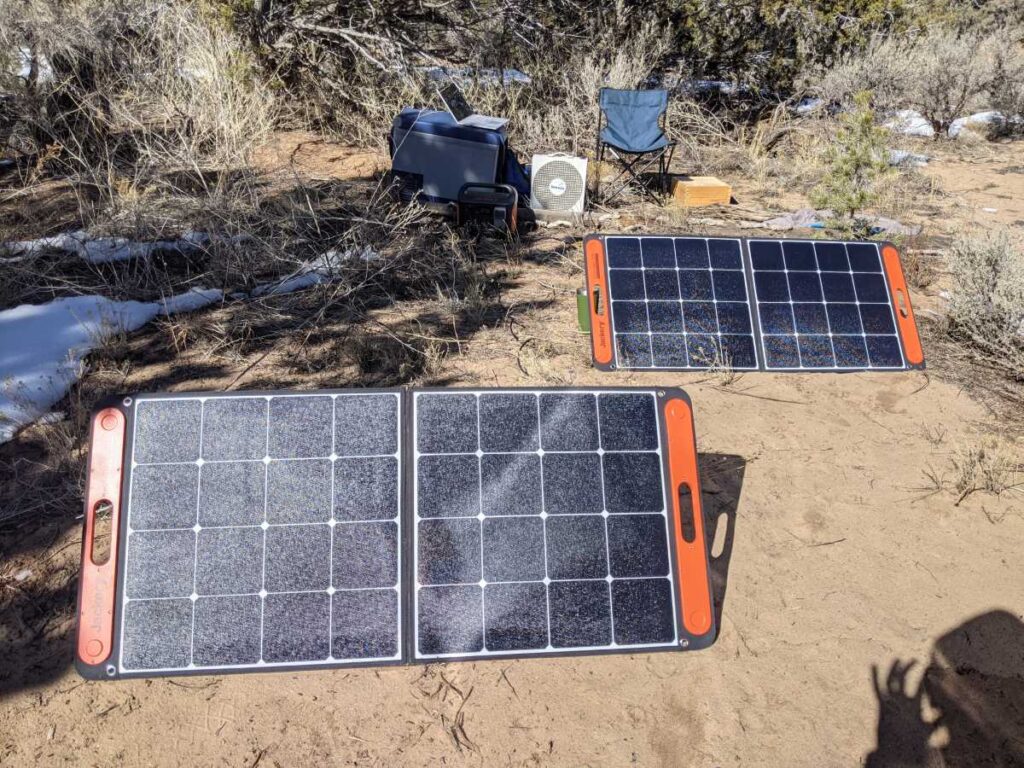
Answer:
[
  {"left": 945, "top": 231, "right": 1024, "bottom": 384},
  {"left": 812, "top": 26, "right": 1024, "bottom": 136}
]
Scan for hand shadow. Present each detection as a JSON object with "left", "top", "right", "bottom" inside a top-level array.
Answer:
[
  {"left": 866, "top": 659, "right": 941, "bottom": 768},
  {"left": 867, "top": 610, "right": 1024, "bottom": 768}
]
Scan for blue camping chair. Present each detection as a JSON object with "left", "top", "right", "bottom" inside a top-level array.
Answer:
[{"left": 595, "top": 88, "right": 676, "bottom": 203}]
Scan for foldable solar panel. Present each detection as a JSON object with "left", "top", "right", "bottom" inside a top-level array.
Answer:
[
  {"left": 584, "top": 235, "right": 924, "bottom": 372},
  {"left": 77, "top": 387, "right": 715, "bottom": 679}
]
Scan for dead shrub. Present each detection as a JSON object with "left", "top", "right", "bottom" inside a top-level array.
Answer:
[
  {"left": 346, "top": 329, "right": 448, "bottom": 387},
  {"left": 1, "top": 1, "right": 276, "bottom": 179},
  {"left": 988, "top": 39, "right": 1024, "bottom": 128},
  {"left": 305, "top": 19, "right": 672, "bottom": 160},
  {"left": 897, "top": 248, "right": 938, "bottom": 291},
  {"left": 921, "top": 440, "right": 1024, "bottom": 505}
]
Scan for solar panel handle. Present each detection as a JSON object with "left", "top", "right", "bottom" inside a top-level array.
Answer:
[
  {"left": 584, "top": 237, "right": 613, "bottom": 366},
  {"left": 677, "top": 483, "right": 697, "bottom": 544},
  {"left": 881, "top": 243, "right": 924, "bottom": 366},
  {"left": 663, "top": 395, "right": 713, "bottom": 639},
  {"left": 76, "top": 406, "right": 126, "bottom": 675}
]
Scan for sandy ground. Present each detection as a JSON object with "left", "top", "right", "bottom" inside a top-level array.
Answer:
[{"left": 1, "top": 137, "right": 1023, "bottom": 767}]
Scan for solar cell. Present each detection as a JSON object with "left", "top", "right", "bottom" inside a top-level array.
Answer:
[
  {"left": 601, "top": 236, "right": 760, "bottom": 371},
  {"left": 76, "top": 386, "right": 716, "bottom": 679},
  {"left": 584, "top": 234, "right": 924, "bottom": 372}
]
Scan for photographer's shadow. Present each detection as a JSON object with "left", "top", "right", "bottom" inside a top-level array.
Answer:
[{"left": 867, "top": 609, "right": 1024, "bottom": 767}]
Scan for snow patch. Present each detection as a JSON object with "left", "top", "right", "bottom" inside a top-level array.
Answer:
[
  {"left": 948, "top": 111, "right": 1005, "bottom": 139},
  {"left": 0, "top": 243, "right": 377, "bottom": 441},
  {"left": 248, "top": 270, "right": 329, "bottom": 298},
  {"left": 246, "top": 246, "right": 378, "bottom": 298},
  {"left": 15, "top": 46, "right": 53, "bottom": 83},
  {"left": 1, "top": 230, "right": 209, "bottom": 264},
  {"left": 0, "top": 288, "right": 222, "bottom": 443},
  {"left": 795, "top": 97, "right": 824, "bottom": 115},
  {"left": 659, "top": 77, "right": 753, "bottom": 97},
  {"left": 884, "top": 110, "right": 935, "bottom": 138},
  {"left": 419, "top": 67, "right": 531, "bottom": 86},
  {"left": 888, "top": 149, "right": 930, "bottom": 167}
]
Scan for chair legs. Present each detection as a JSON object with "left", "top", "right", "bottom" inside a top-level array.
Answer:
[
  {"left": 598, "top": 144, "right": 675, "bottom": 204},
  {"left": 660, "top": 144, "right": 676, "bottom": 195}
]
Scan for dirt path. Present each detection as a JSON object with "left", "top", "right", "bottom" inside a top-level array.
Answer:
[{"left": 2, "top": 144, "right": 1023, "bottom": 767}]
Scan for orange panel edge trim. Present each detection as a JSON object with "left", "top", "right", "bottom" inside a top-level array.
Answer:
[
  {"left": 663, "top": 396, "right": 713, "bottom": 638},
  {"left": 881, "top": 244, "right": 924, "bottom": 366},
  {"left": 585, "top": 238, "right": 613, "bottom": 366},
  {"left": 76, "top": 407, "right": 126, "bottom": 669}
]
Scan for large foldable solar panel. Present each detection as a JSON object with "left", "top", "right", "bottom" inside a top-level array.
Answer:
[
  {"left": 584, "top": 235, "right": 924, "bottom": 372},
  {"left": 76, "top": 387, "right": 715, "bottom": 679}
]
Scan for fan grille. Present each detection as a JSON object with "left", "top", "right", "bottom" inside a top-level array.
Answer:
[{"left": 533, "top": 159, "right": 585, "bottom": 211}]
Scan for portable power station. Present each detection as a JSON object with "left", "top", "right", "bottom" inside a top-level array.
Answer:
[{"left": 456, "top": 183, "right": 518, "bottom": 234}]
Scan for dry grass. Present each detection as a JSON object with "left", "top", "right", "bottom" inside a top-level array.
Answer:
[
  {"left": 873, "top": 161, "right": 938, "bottom": 222},
  {"left": 0, "top": 1, "right": 542, "bottom": 533},
  {"left": 0, "top": 0, "right": 292, "bottom": 312},
  {"left": 897, "top": 247, "right": 940, "bottom": 291},
  {"left": 2, "top": 0, "right": 276, "bottom": 187},
  {"left": 0, "top": 187, "right": 511, "bottom": 526},
  {"left": 746, "top": 106, "right": 821, "bottom": 174},
  {"left": 923, "top": 441, "right": 1024, "bottom": 506},
  {"left": 3, "top": 0, "right": 1022, "bottom": 531},
  {"left": 0, "top": 355, "right": 117, "bottom": 527},
  {"left": 905, "top": 231, "right": 1024, "bottom": 430}
]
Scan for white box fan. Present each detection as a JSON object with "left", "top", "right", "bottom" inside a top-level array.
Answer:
[{"left": 530, "top": 154, "right": 588, "bottom": 213}]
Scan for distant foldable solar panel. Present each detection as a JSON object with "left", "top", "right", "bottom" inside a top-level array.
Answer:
[
  {"left": 584, "top": 235, "right": 924, "bottom": 372},
  {"left": 412, "top": 388, "right": 715, "bottom": 661},
  {"left": 77, "top": 386, "right": 715, "bottom": 679},
  {"left": 76, "top": 391, "right": 404, "bottom": 679}
]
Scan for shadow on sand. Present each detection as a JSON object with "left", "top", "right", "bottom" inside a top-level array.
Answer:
[{"left": 867, "top": 609, "right": 1024, "bottom": 767}]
